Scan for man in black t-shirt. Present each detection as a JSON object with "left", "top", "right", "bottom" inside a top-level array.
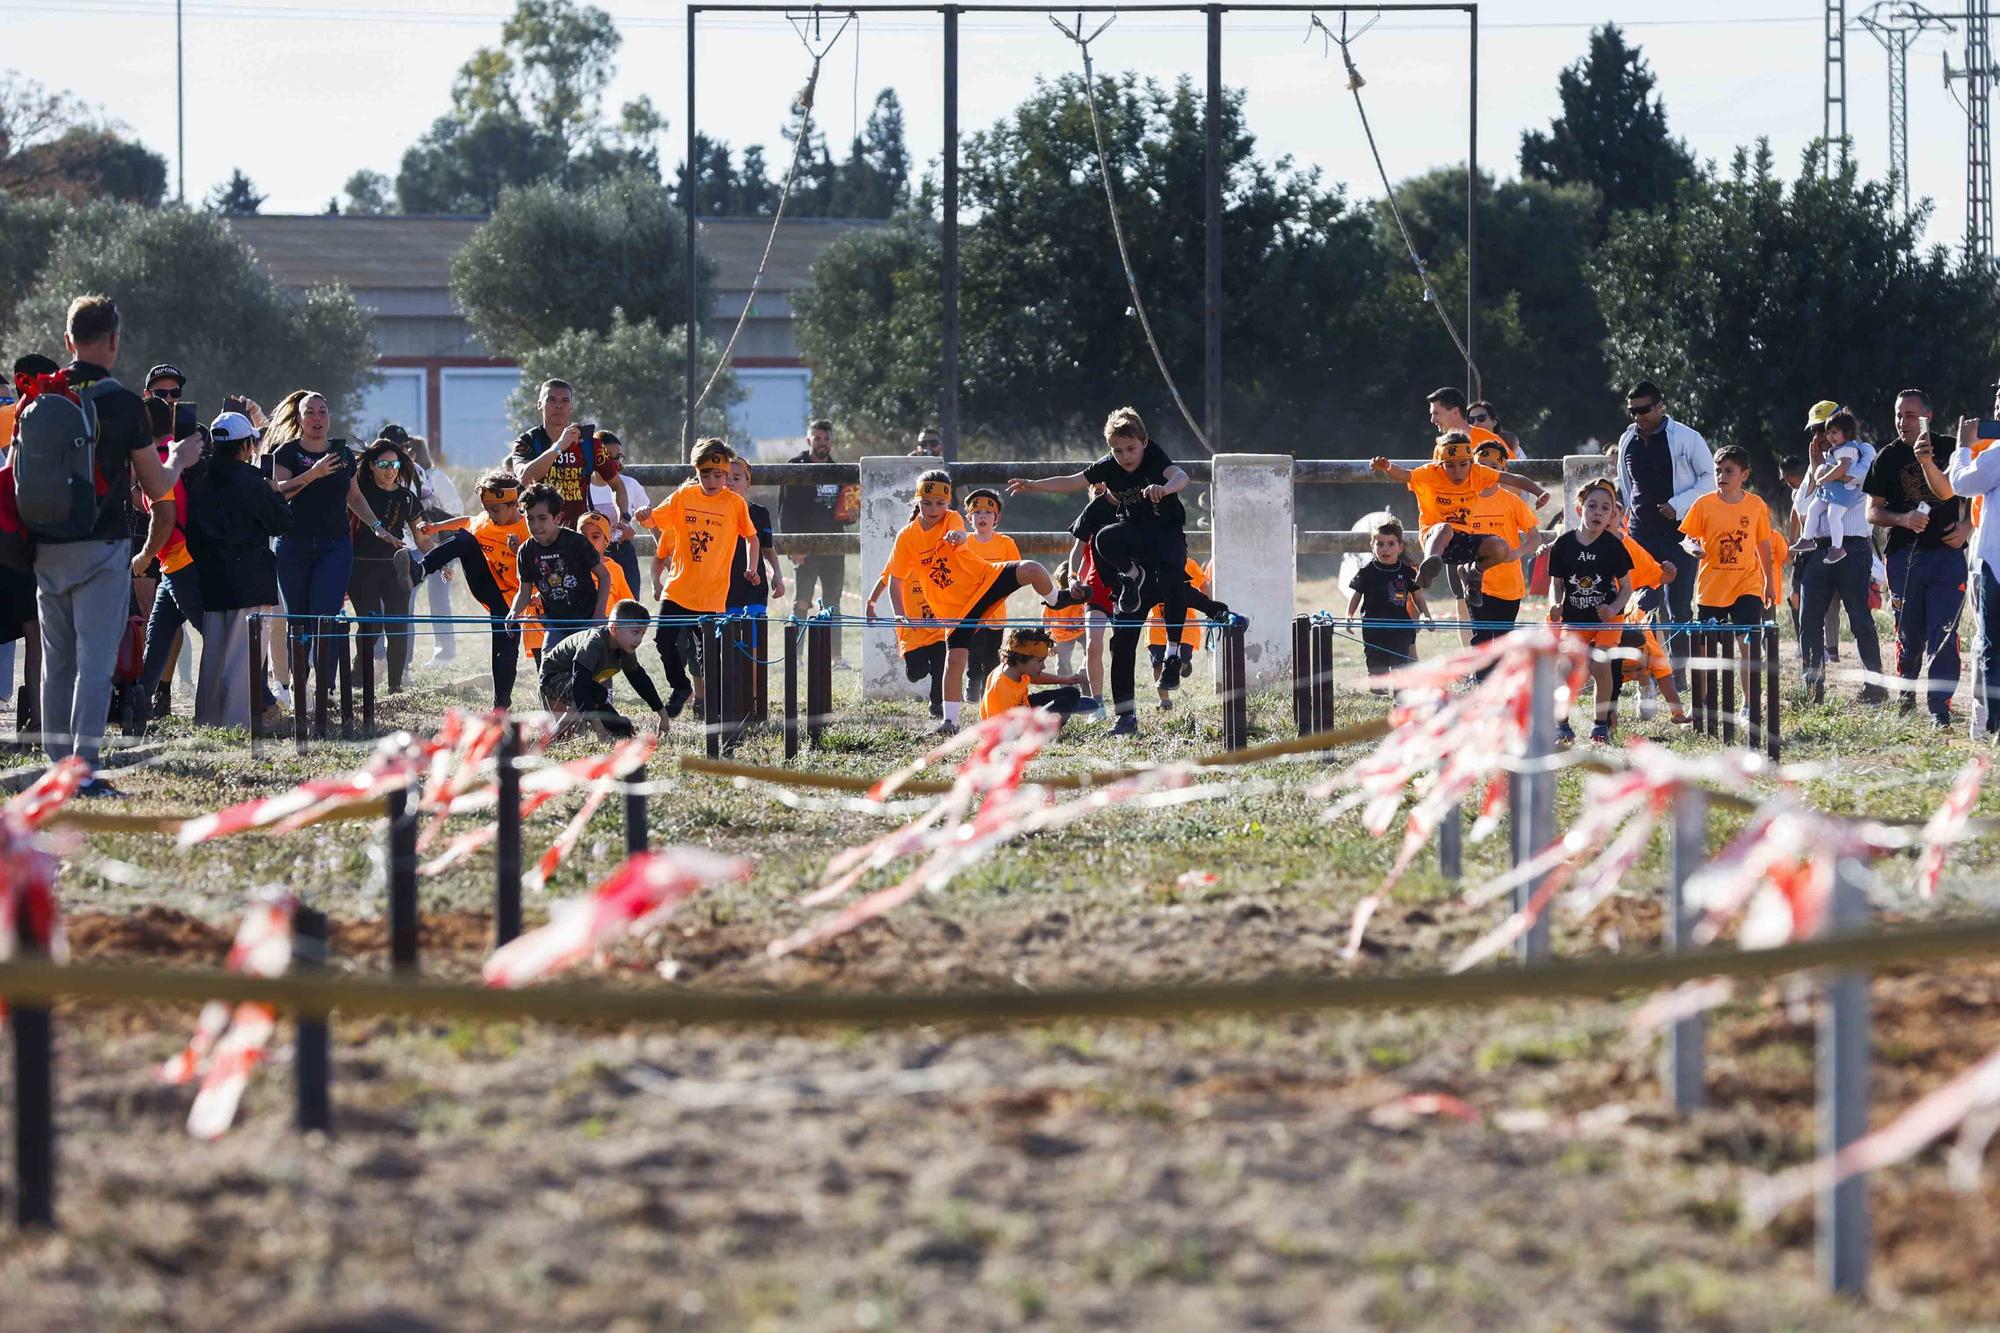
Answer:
[
  {"left": 1864, "top": 388, "right": 1972, "bottom": 724},
  {"left": 507, "top": 483, "right": 607, "bottom": 655},
  {"left": 510, "top": 378, "right": 594, "bottom": 525},
  {"left": 33, "top": 296, "right": 202, "bottom": 790},
  {"left": 778, "top": 418, "right": 853, "bottom": 662}
]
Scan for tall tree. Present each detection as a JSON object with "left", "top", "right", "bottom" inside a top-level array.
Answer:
[
  {"left": 1593, "top": 142, "right": 2000, "bottom": 470},
  {"left": 205, "top": 168, "right": 266, "bottom": 217},
  {"left": 342, "top": 170, "right": 394, "bottom": 215},
  {"left": 1520, "top": 23, "right": 1697, "bottom": 226},
  {"left": 505, "top": 309, "right": 738, "bottom": 457},
  {"left": 396, "top": 0, "right": 663, "bottom": 212},
  {"left": 0, "top": 74, "right": 167, "bottom": 205},
  {"left": 449, "top": 171, "right": 713, "bottom": 357}
]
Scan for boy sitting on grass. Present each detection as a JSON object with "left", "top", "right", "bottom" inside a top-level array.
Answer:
[
  {"left": 1370, "top": 433, "right": 1547, "bottom": 608},
  {"left": 980, "top": 626, "right": 1097, "bottom": 724}
]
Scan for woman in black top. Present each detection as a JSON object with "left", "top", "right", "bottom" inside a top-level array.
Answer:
[
  {"left": 348, "top": 437, "right": 438, "bottom": 692},
  {"left": 265, "top": 390, "right": 377, "bottom": 679}
]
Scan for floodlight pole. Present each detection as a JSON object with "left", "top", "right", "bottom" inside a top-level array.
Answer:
[
  {"left": 1204, "top": 5, "right": 1223, "bottom": 450},
  {"left": 943, "top": 6, "right": 962, "bottom": 463},
  {"left": 176, "top": 0, "right": 186, "bottom": 205},
  {"left": 1466, "top": 4, "right": 1478, "bottom": 400},
  {"left": 686, "top": 5, "right": 699, "bottom": 456}
]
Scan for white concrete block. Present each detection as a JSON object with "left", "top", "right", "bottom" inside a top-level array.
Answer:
[
  {"left": 860, "top": 455, "right": 934, "bottom": 701},
  {"left": 1210, "top": 453, "right": 1295, "bottom": 689}
]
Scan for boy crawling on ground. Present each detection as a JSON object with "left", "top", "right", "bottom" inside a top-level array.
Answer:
[
  {"left": 1370, "top": 432, "right": 1547, "bottom": 608},
  {"left": 539, "top": 598, "right": 668, "bottom": 741}
]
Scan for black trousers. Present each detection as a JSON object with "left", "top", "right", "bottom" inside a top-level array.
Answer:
[
  {"left": 1108, "top": 622, "right": 1146, "bottom": 717},
  {"left": 654, "top": 599, "right": 706, "bottom": 694},
  {"left": 1798, "top": 537, "right": 1884, "bottom": 686},
  {"left": 349, "top": 555, "right": 413, "bottom": 692},
  {"left": 905, "top": 641, "right": 946, "bottom": 714},
  {"left": 965, "top": 626, "right": 1003, "bottom": 702},
  {"left": 420, "top": 530, "right": 516, "bottom": 707}
]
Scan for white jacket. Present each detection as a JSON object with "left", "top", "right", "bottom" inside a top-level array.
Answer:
[
  {"left": 1948, "top": 443, "right": 2000, "bottom": 578},
  {"left": 1615, "top": 416, "right": 1716, "bottom": 521}
]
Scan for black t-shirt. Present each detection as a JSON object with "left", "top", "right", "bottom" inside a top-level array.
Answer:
[
  {"left": 353, "top": 483, "right": 420, "bottom": 558},
  {"left": 1547, "top": 530, "right": 1635, "bottom": 623},
  {"left": 515, "top": 527, "right": 603, "bottom": 620},
  {"left": 1624, "top": 428, "right": 1677, "bottom": 539},
  {"left": 56, "top": 360, "right": 151, "bottom": 547},
  {"left": 1068, "top": 494, "right": 1117, "bottom": 543},
  {"left": 1082, "top": 442, "right": 1186, "bottom": 528},
  {"left": 1863, "top": 433, "right": 1965, "bottom": 557},
  {"left": 728, "top": 500, "right": 774, "bottom": 609},
  {"left": 511, "top": 425, "right": 594, "bottom": 523},
  {"left": 1347, "top": 559, "right": 1418, "bottom": 624},
  {"left": 273, "top": 439, "right": 357, "bottom": 540}
]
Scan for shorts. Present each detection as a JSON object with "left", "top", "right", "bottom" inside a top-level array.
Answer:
[
  {"left": 946, "top": 564, "right": 1024, "bottom": 651},
  {"left": 1469, "top": 596, "right": 1521, "bottom": 646},
  {"left": 1559, "top": 621, "right": 1622, "bottom": 650},
  {"left": 904, "top": 641, "right": 946, "bottom": 682},
  {"left": 1438, "top": 528, "right": 1487, "bottom": 565},
  {"left": 1698, "top": 596, "right": 1766, "bottom": 627},
  {"left": 1362, "top": 627, "right": 1416, "bottom": 676}
]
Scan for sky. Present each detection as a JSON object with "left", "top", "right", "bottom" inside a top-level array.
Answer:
[{"left": 3, "top": 0, "right": 1981, "bottom": 253}]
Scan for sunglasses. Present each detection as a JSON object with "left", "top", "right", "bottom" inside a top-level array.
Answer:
[
  {"left": 371, "top": 457, "right": 401, "bottom": 470},
  {"left": 1627, "top": 402, "right": 1661, "bottom": 417},
  {"left": 150, "top": 385, "right": 182, "bottom": 400},
  {"left": 1466, "top": 413, "right": 1492, "bottom": 424}
]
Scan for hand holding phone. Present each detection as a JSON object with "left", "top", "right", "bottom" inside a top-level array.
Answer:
[
  {"left": 173, "top": 401, "right": 199, "bottom": 441},
  {"left": 224, "top": 395, "right": 248, "bottom": 415}
]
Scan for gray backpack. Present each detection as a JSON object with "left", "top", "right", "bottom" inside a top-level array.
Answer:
[{"left": 14, "top": 376, "right": 121, "bottom": 541}]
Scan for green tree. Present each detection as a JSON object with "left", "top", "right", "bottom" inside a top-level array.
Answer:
[
  {"left": 5, "top": 205, "right": 378, "bottom": 419},
  {"left": 1592, "top": 142, "right": 2000, "bottom": 469},
  {"left": 449, "top": 172, "right": 713, "bottom": 357},
  {"left": 505, "top": 309, "right": 738, "bottom": 457},
  {"left": 0, "top": 194, "right": 72, "bottom": 335},
  {"left": 342, "top": 170, "right": 394, "bottom": 215},
  {"left": 205, "top": 168, "right": 265, "bottom": 217},
  {"left": 793, "top": 217, "right": 941, "bottom": 430},
  {"left": 1520, "top": 23, "right": 1697, "bottom": 228},
  {"left": 1, "top": 74, "right": 168, "bottom": 206},
  {"left": 395, "top": 0, "right": 662, "bottom": 212}
]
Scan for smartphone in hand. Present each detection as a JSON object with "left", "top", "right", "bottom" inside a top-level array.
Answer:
[
  {"left": 224, "top": 395, "right": 248, "bottom": 416},
  {"left": 173, "top": 401, "right": 200, "bottom": 440}
]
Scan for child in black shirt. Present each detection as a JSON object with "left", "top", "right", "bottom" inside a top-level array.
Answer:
[
  {"left": 508, "top": 482, "right": 608, "bottom": 655},
  {"left": 1346, "top": 520, "right": 1429, "bottom": 679},
  {"left": 1545, "top": 479, "right": 1637, "bottom": 744},
  {"left": 539, "top": 599, "right": 667, "bottom": 740}
]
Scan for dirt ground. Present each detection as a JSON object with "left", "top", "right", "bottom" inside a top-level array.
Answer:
[{"left": 5, "top": 598, "right": 2000, "bottom": 1329}]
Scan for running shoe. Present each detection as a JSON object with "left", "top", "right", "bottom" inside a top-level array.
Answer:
[{"left": 1108, "top": 714, "right": 1139, "bottom": 737}]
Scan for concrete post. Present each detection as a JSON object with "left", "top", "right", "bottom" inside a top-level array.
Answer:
[
  {"left": 861, "top": 455, "right": 932, "bottom": 701},
  {"left": 1561, "top": 453, "right": 1608, "bottom": 530},
  {"left": 1210, "top": 454, "right": 1294, "bottom": 688}
]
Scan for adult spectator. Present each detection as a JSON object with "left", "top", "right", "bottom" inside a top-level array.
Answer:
[
  {"left": 910, "top": 427, "right": 943, "bottom": 458},
  {"left": 132, "top": 396, "right": 203, "bottom": 731},
  {"left": 403, "top": 431, "right": 462, "bottom": 666},
  {"left": 267, "top": 389, "right": 373, "bottom": 691},
  {"left": 1779, "top": 451, "right": 1842, "bottom": 666},
  {"left": 0, "top": 355, "right": 51, "bottom": 735},
  {"left": 1465, "top": 399, "right": 1522, "bottom": 457},
  {"left": 780, "top": 417, "right": 857, "bottom": 665},
  {"left": 1947, "top": 406, "right": 2000, "bottom": 736},
  {"left": 349, "top": 437, "right": 438, "bottom": 694},
  {"left": 586, "top": 429, "right": 646, "bottom": 595},
  {"left": 29, "top": 296, "right": 200, "bottom": 791},
  {"left": 143, "top": 362, "right": 185, "bottom": 401},
  {"left": 1614, "top": 379, "right": 1716, "bottom": 684},
  {"left": 1864, "top": 389, "right": 1969, "bottom": 725},
  {"left": 511, "top": 378, "right": 594, "bottom": 524},
  {"left": 1426, "top": 387, "right": 1510, "bottom": 458},
  {"left": 1795, "top": 399, "right": 1885, "bottom": 701},
  {"left": 186, "top": 411, "right": 291, "bottom": 727}
]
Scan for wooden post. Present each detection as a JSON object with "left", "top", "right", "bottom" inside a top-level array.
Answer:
[
  {"left": 783, "top": 620, "right": 801, "bottom": 760},
  {"left": 1311, "top": 619, "right": 1335, "bottom": 735},
  {"left": 337, "top": 620, "right": 354, "bottom": 740},
  {"left": 360, "top": 629, "right": 376, "bottom": 736},
  {"left": 704, "top": 619, "right": 724, "bottom": 760},
  {"left": 386, "top": 787, "right": 418, "bottom": 973},
  {"left": 1818, "top": 857, "right": 1871, "bottom": 1297},
  {"left": 1436, "top": 800, "right": 1463, "bottom": 883},
  {"left": 1664, "top": 787, "right": 1708, "bottom": 1111},
  {"left": 293, "top": 904, "right": 331, "bottom": 1135},
  {"left": 752, "top": 614, "right": 770, "bottom": 725},
  {"left": 1721, "top": 628, "right": 1737, "bottom": 746},
  {"left": 292, "top": 621, "right": 309, "bottom": 757},
  {"left": 1221, "top": 619, "right": 1249, "bottom": 751},
  {"left": 1746, "top": 623, "right": 1764, "bottom": 750},
  {"left": 9, "top": 892, "right": 54, "bottom": 1227},
  {"left": 807, "top": 614, "right": 831, "bottom": 748},
  {"left": 494, "top": 722, "right": 522, "bottom": 946}
]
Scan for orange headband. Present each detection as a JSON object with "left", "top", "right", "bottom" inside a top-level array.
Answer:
[
  {"left": 480, "top": 484, "right": 521, "bottom": 504},
  {"left": 1007, "top": 638, "right": 1052, "bottom": 660},
  {"left": 1433, "top": 437, "right": 1474, "bottom": 463},
  {"left": 693, "top": 444, "right": 731, "bottom": 470},
  {"left": 918, "top": 479, "right": 952, "bottom": 502},
  {"left": 965, "top": 495, "right": 1001, "bottom": 515}
]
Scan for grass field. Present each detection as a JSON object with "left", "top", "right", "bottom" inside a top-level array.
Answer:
[{"left": 4, "top": 577, "right": 2000, "bottom": 1329}]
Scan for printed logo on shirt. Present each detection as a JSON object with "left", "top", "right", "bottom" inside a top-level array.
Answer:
[
  {"left": 1715, "top": 529, "right": 1746, "bottom": 567},
  {"left": 688, "top": 529, "right": 714, "bottom": 562},
  {"left": 921, "top": 552, "right": 957, "bottom": 588},
  {"left": 1440, "top": 502, "right": 1471, "bottom": 528}
]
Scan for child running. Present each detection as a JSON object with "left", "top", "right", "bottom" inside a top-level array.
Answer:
[
  {"left": 1800, "top": 411, "right": 1864, "bottom": 563},
  {"left": 885, "top": 469, "right": 1083, "bottom": 737},
  {"left": 865, "top": 569, "right": 950, "bottom": 718},
  {"left": 961, "top": 487, "right": 1020, "bottom": 704},
  {"left": 1546, "top": 479, "right": 1635, "bottom": 745},
  {"left": 979, "top": 627, "right": 1097, "bottom": 724},
  {"left": 412, "top": 469, "right": 527, "bottom": 707},
  {"left": 507, "top": 483, "right": 608, "bottom": 657},
  {"left": 1459, "top": 437, "right": 1543, "bottom": 644},
  {"left": 1346, "top": 520, "right": 1428, "bottom": 682},
  {"left": 1679, "top": 444, "right": 1776, "bottom": 704},
  {"left": 1370, "top": 432, "right": 1547, "bottom": 607},
  {"left": 539, "top": 599, "right": 668, "bottom": 740},
  {"left": 639, "top": 438, "right": 760, "bottom": 718}
]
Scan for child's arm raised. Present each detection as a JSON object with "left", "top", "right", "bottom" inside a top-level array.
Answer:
[
  {"left": 1493, "top": 470, "right": 1550, "bottom": 506},
  {"left": 1368, "top": 457, "right": 1412, "bottom": 483},
  {"left": 1008, "top": 471, "right": 1090, "bottom": 496}
]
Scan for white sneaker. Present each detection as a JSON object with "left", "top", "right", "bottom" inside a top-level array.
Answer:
[
  {"left": 429, "top": 647, "right": 456, "bottom": 666},
  {"left": 270, "top": 681, "right": 293, "bottom": 709},
  {"left": 1638, "top": 677, "right": 1658, "bottom": 721},
  {"left": 833, "top": 658, "right": 853, "bottom": 671}
]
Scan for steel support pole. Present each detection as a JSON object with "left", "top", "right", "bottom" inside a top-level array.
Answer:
[
  {"left": 1665, "top": 787, "right": 1708, "bottom": 1111},
  {"left": 685, "top": 5, "right": 699, "bottom": 455},
  {"left": 1516, "top": 651, "right": 1555, "bottom": 963},
  {"left": 1466, "top": 2, "right": 1478, "bottom": 399},
  {"left": 1818, "top": 858, "right": 1871, "bottom": 1297},
  {"left": 1204, "top": 4, "right": 1223, "bottom": 449},
  {"left": 942, "top": 6, "right": 961, "bottom": 462}
]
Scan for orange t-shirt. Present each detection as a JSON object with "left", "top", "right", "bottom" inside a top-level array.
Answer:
[
  {"left": 1148, "top": 558, "right": 1209, "bottom": 647},
  {"left": 1042, "top": 600, "right": 1085, "bottom": 643},
  {"left": 1679, "top": 492, "right": 1774, "bottom": 607},
  {"left": 1462, "top": 488, "right": 1540, "bottom": 601},
  {"left": 979, "top": 666, "right": 1032, "bottom": 720},
  {"left": 1621, "top": 533, "right": 1664, "bottom": 592},
  {"left": 897, "top": 582, "right": 950, "bottom": 655},
  {"left": 1406, "top": 461, "right": 1503, "bottom": 531},
  {"left": 598, "top": 556, "right": 635, "bottom": 608},
  {"left": 886, "top": 511, "right": 1001, "bottom": 623},
  {"left": 966, "top": 531, "right": 1021, "bottom": 624},
  {"left": 642, "top": 483, "right": 758, "bottom": 614},
  {"left": 1768, "top": 529, "right": 1790, "bottom": 606},
  {"left": 469, "top": 514, "right": 528, "bottom": 600}
]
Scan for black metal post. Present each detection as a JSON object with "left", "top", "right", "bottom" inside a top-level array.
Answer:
[
  {"left": 752, "top": 615, "right": 769, "bottom": 724},
  {"left": 783, "top": 620, "right": 801, "bottom": 760},
  {"left": 386, "top": 787, "right": 419, "bottom": 973},
  {"left": 1721, "top": 631, "right": 1737, "bottom": 746},
  {"left": 1222, "top": 620, "right": 1248, "bottom": 750},
  {"left": 292, "top": 621, "right": 309, "bottom": 757},
  {"left": 942, "top": 5, "right": 961, "bottom": 462},
  {"left": 1312, "top": 619, "right": 1335, "bottom": 734},
  {"left": 495, "top": 721, "right": 522, "bottom": 946},
  {"left": 684, "top": 4, "right": 698, "bottom": 456},
  {"left": 249, "top": 612, "right": 266, "bottom": 752},
  {"left": 1291, "top": 615, "right": 1310, "bottom": 738},
  {"left": 1436, "top": 800, "right": 1463, "bottom": 882},
  {"left": 293, "top": 904, "right": 331, "bottom": 1135},
  {"left": 1204, "top": 3, "right": 1223, "bottom": 450},
  {"left": 625, "top": 761, "right": 649, "bottom": 855},
  {"left": 360, "top": 630, "right": 376, "bottom": 736},
  {"left": 1747, "top": 624, "right": 1764, "bottom": 748},
  {"left": 337, "top": 621, "right": 354, "bottom": 740},
  {"left": 1766, "top": 624, "right": 1782, "bottom": 760},
  {"left": 704, "top": 620, "right": 724, "bottom": 760},
  {"left": 10, "top": 896, "right": 54, "bottom": 1227},
  {"left": 313, "top": 616, "right": 331, "bottom": 742},
  {"left": 807, "top": 615, "right": 831, "bottom": 748}
]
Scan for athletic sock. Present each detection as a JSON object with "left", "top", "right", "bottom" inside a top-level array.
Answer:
[{"left": 943, "top": 700, "right": 961, "bottom": 724}]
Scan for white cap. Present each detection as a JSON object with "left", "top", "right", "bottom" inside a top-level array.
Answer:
[{"left": 208, "top": 411, "right": 258, "bottom": 444}]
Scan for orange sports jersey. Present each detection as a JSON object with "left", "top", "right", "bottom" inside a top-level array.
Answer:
[
  {"left": 1462, "top": 487, "right": 1539, "bottom": 601},
  {"left": 979, "top": 667, "right": 1032, "bottom": 720},
  {"left": 469, "top": 514, "right": 529, "bottom": 600},
  {"left": 898, "top": 583, "right": 950, "bottom": 654},
  {"left": 1620, "top": 534, "right": 1664, "bottom": 591},
  {"left": 886, "top": 510, "right": 1002, "bottom": 623},
  {"left": 1042, "top": 599, "right": 1085, "bottom": 643},
  {"left": 1406, "top": 461, "right": 1503, "bottom": 531},
  {"left": 1679, "top": 491, "right": 1774, "bottom": 607},
  {"left": 599, "top": 557, "right": 635, "bottom": 607},
  {"left": 1769, "top": 529, "right": 1790, "bottom": 606},
  {"left": 966, "top": 531, "right": 1021, "bottom": 624},
  {"left": 1148, "top": 558, "right": 1209, "bottom": 647},
  {"left": 643, "top": 483, "right": 757, "bottom": 614}
]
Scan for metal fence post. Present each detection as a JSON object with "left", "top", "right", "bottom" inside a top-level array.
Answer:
[
  {"left": 1437, "top": 801, "right": 1463, "bottom": 883},
  {"left": 1766, "top": 623, "right": 1782, "bottom": 760},
  {"left": 1665, "top": 786, "right": 1708, "bottom": 1111},
  {"left": 1721, "top": 629, "right": 1737, "bottom": 745},
  {"left": 386, "top": 787, "right": 419, "bottom": 973},
  {"left": 292, "top": 620, "right": 309, "bottom": 757},
  {"left": 807, "top": 614, "right": 831, "bottom": 748},
  {"left": 704, "top": 619, "right": 724, "bottom": 760},
  {"left": 1312, "top": 618, "right": 1335, "bottom": 735},
  {"left": 1746, "top": 625, "right": 1764, "bottom": 751},
  {"left": 1291, "top": 615, "right": 1311, "bottom": 738},
  {"left": 312, "top": 615, "right": 331, "bottom": 742},
  {"left": 783, "top": 620, "right": 801, "bottom": 760},
  {"left": 1516, "top": 650, "right": 1555, "bottom": 963},
  {"left": 625, "top": 761, "right": 649, "bottom": 855},
  {"left": 1819, "top": 857, "right": 1871, "bottom": 1297},
  {"left": 1221, "top": 619, "right": 1248, "bottom": 750},
  {"left": 337, "top": 620, "right": 354, "bottom": 740},
  {"left": 293, "top": 904, "right": 331, "bottom": 1135},
  {"left": 10, "top": 895, "right": 54, "bottom": 1227},
  {"left": 360, "top": 628, "right": 377, "bottom": 736},
  {"left": 494, "top": 722, "right": 522, "bottom": 947}
]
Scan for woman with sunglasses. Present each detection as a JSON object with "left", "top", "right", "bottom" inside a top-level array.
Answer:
[
  {"left": 348, "top": 437, "right": 437, "bottom": 693},
  {"left": 266, "top": 390, "right": 377, "bottom": 694}
]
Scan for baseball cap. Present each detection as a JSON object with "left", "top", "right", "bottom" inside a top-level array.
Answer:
[
  {"left": 378, "top": 422, "right": 410, "bottom": 445},
  {"left": 208, "top": 411, "right": 258, "bottom": 444},
  {"left": 1803, "top": 400, "right": 1841, "bottom": 431},
  {"left": 145, "top": 363, "right": 186, "bottom": 388}
]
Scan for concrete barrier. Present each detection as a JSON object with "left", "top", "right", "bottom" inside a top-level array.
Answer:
[
  {"left": 860, "top": 455, "right": 933, "bottom": 701},
  {"left": 1211, "top": 454, "right": 1295, "bottom": 688}
]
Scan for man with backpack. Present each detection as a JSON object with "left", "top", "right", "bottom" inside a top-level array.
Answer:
[{"left": 15, "top": 295, "right": 202, "bottom": 793}]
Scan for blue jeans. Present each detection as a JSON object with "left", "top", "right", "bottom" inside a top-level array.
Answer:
[
  {"left": 1980, "top": 564, "right": 2000, "bottom": 733},
  {"left": 276, "top": 534, "right": 355, "bottom": 619},
  {"left": 140, "top": 564, "right": 204, "bottom": 701},
  {"left": 1891, "top": 544, "right": 1966, "bottom": 719}
]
